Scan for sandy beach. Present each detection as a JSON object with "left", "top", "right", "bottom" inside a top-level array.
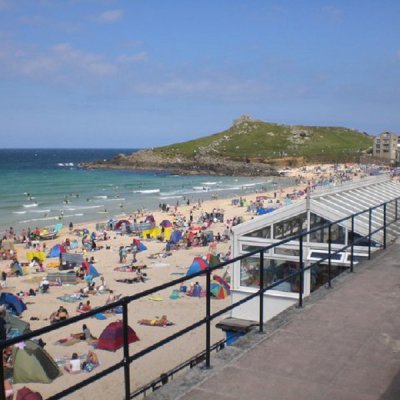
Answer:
[{"left": 0, "top": 164, "right": 371, "bottom": 399}]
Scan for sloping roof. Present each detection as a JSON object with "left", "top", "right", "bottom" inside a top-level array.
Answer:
[
  {"left": 311, "top": 176, "right": 400, "bottom": 240},
  {"left": 233, "top": 175, "right": 400, "bottom": 243}
]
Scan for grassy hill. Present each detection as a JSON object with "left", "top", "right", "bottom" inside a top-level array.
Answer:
[{"left": 153, "top": 117, "right": 373, "bottom": 164}]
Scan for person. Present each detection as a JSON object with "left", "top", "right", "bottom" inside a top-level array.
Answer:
[
  {"left": 119, "top": 246, "right": 127, "bottom": 263},
  {"left": 39, "top": 277, "right": 49, "bottom": 293},
  {"left": 81, "top": 324, "right": 94, "bottom": 340},
  {"left": 97, "top": 276, "right": 107, "bottom": 293},
  {"left": 69, "top": 222, "right": 73, "bottom": 232},
  {"left": 57, "top": 306, "right": 69, "bottom": 321},
  {"left": 0, "top": 271, "right": 7, "bottom": 288},
  {"left": 4, "top": 378, "right": 13, "bottom": 400},
  {"left": 64, "top": 352, "right": 81, "bottom": 373},
  {"left": 0, "top": 306, "right": 6, "bottom": 341}
]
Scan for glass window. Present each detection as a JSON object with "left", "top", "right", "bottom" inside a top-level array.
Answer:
[
  {"left": 243, "top": 226, "right": 271, "bottom": 239},
  {"left": 241, "top": 245, "right": 267, "bottom": 253},
  {"left": 273, "top": 213, "right": 307, "bottom": 240},
  {"left": 240, "top": 257, "right": 300, "bottom": 293},
  {"left": 274, "top": 247, "right": 300, "bottom": 256},
  {"left": 309, "top": 213, "right": 345, "bottom": 244},
  {"left": 308, "top": 250, "right": 343, "bottom": 261},
  {"left": 348, "top": 231, "right": 379, "bottom": 247},
  {"left": 310, "top": 262, "right": 348, "bottom": 293}
]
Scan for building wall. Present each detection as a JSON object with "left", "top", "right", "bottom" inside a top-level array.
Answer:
[{"left": 373, "top": 132, "right": 398, "bottom": 160}]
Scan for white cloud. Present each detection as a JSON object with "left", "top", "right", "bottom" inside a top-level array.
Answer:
[
  {"left": 94, "top": 9, "right": 123, "bottom": 23},
  {"left": 117, "top": 52, "right": 148, "bottom": 64}
]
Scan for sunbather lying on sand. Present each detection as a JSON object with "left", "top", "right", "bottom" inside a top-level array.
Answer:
[{"left": 138, "top": 315, "right": 174, "bottom": 327}]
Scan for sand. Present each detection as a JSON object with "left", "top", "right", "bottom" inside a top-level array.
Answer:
[{"left": 0, "top": 164, "right": 370, "bottom": 399}]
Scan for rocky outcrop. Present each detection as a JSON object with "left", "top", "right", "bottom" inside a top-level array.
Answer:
[{"left": 83, "top": 149, "right": 278, "bottom": 177}]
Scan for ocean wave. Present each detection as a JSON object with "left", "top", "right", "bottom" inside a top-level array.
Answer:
[
  {"left": 159, "top": 195, "right": 183, "bottom": 200},
  {"left": 201, "top": 181, "right": 219, "bottom": 185},
  {"left": 62, "top": 205, "right": 103, "bottom": 211},
  {"left": 133, "top": 189, "right": 160, "bottom": 194},
  {"left": 28, "top": 209, "right": 50, "bottom": 214},
  {"left": 105, "top": 198, "right": 125, "bottom": 201},
  {"left": 13, "top": 211, "right": 27, "bottom": 214},
  {"left": 19, "top": 213, "right": 84, "bottom": 224},
  {"left": 23, "top": 203, "right": 38, "bottom": 208},
  {"left": 94, "top": 195, "right": 108, "bottom": 199},
  {"left": 57, "top": 162, "right": 74, "bottom": 167}
]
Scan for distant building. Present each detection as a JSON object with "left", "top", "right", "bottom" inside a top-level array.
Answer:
[{"left": 373, "top": 132, "right": 399, "bottom": 162}]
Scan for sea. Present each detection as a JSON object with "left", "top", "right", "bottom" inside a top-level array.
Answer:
[{"left": 0, "top": 148, "right": 296, "bottom": 232}]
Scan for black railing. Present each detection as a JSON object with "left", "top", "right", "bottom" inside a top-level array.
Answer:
[{"left": 0, "top": 197, "right": 399, "bottom": 399}]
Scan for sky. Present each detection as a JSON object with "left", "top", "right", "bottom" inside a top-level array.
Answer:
[{"left": 0, "top": 0, "right": 400, "bottom": 148}]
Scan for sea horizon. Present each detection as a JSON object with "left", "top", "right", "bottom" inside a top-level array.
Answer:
[{"left": 0, "top": 148, "right": 295, "bottom": 233}]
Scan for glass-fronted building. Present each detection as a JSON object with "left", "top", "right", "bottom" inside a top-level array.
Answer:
[{"left": 230, "top": 175, "right": 400, "bottom": 322}]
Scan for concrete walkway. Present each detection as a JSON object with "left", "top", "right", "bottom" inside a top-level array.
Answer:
[{"left": 150, "top": 243, "right": 400, "bottom": 400}]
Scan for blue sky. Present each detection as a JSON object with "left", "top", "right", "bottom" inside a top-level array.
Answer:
[{"left": 0, "top": 0, "right": 399, "bottom": 148}]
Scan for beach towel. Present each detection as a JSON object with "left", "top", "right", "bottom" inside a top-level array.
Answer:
[
  {"left": 54, "top": 337, "right": 81, "bottom": 347},
  {"left": 169, "top": 289, "right": 183, "bottom": 300},
  {"left": 57, "top": 294, "right": 83, "bottom": 303},
  {"left": 147, "top": 294, "right": 163, "bottom": 302}
]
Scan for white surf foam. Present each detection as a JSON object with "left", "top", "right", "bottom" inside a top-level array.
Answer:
[{"left": 133, "top": 189, "right": 160, "bottom": 194}]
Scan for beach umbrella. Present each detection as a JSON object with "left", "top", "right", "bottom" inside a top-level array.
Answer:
[
  {"left": 210, "top": 281, "right": 228, "bottom": 299},
  {"left": 212, "top": 275, "right": 231, "bottom": 294},
  {"left": 186, "top": 257, "right": 209, "bottom": 276}
]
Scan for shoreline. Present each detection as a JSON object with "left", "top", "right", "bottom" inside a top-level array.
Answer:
[{"left": 0, "top": 163, "right": 373, "bottom": 399}]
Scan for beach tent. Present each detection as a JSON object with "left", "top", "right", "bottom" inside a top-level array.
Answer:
[
  {"left": 88, "top": 263, "right": 100, "bottom": 278},
  {"left": 48, "top": 244, "right": 66, "bottom": 258},
  {"left": 16, "top": 387, "right": 44, "bottom": 400},
  {"left": 0, "top": 293, "right": 27, "bottom": 316},
  {"left": 97, "top": 321, "right": 139, "bottom": 352},
  {"left": 170, "top": 230, "right": 182, "bottom": 244},
  {"left": 132, "top": 239, "right": 147, "bottom": 252},
  {"left": 144, "top": 215, "right": 155, "bottom": 224},
  {"left": 256, "top": 207, "right": 275, "bottom": 216},
  {"left": 210, "top": 281, "right": 228, "bottom": 299},
  {"left": 186, "top": 257, "right": 209, "bottom": 276},
  {"left": 114, "top": 219, "right": 130, "bottom": 230},
  {"left": 12, "top": 340, "right": 61, "bottom": 384},
  {"left": 160, "top": 219, "right": 173, "bottom": 228},
  {"left": 53, "top": 223, "right": 63, "bottom": 233},
  {"left": 26, "top": 251, "right": 46, "bottom": 262},
  {"left": 5, "top": 313, "right": 31, "bottom": 338}
]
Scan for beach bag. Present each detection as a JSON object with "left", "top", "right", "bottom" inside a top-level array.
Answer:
[{"left": 16, "top": 387, "right": 43, "bottom": 400}]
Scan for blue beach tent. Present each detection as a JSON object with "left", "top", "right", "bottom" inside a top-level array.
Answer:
[
  {"left": 170, "top": 230, "right": 182, "bottom": 244},
  {"left": 88, "top": 264, "right": 100, "bottom": 278},
  {"left": 0, "top": 293, "right": 27, "bottom": 316}
]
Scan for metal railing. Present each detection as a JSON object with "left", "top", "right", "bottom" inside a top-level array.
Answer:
[{"left": 0, "top": 196, "right": 399, "bottom": 399}]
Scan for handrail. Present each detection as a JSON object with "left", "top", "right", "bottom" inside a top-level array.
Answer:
[{"left": 0, "top": 196, "right": 399, "bottom": 399}]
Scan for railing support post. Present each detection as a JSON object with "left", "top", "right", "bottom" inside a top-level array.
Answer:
[
  {"left": 328, "top": 224, "right": 332, "bottom": 289},
  {"left": 205, "top": 268, "right": 211, "bottom": 368},
  {"left": 0, "top": 343, "right": 5, "bottom": 400},
  {"left": 122, "top": 300, "right": 131, "bottom": 400},
  {"left": 395, "top": 199, "right": 398, "bottom": 222},
  {"left": 259, "top": 250, "right": 264, "bottom": 332},
  {"left": 298, "top": 235, "right": 304, "bottom": 307},
  {"left": 350, "top": 215, "right": 354, "bottom": 273},
  {"left": 368, "top": 208, "right": 372, "bottom": 260},
  {"left": 383, "top": 203, "right": 387, "bottom": 250}
]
